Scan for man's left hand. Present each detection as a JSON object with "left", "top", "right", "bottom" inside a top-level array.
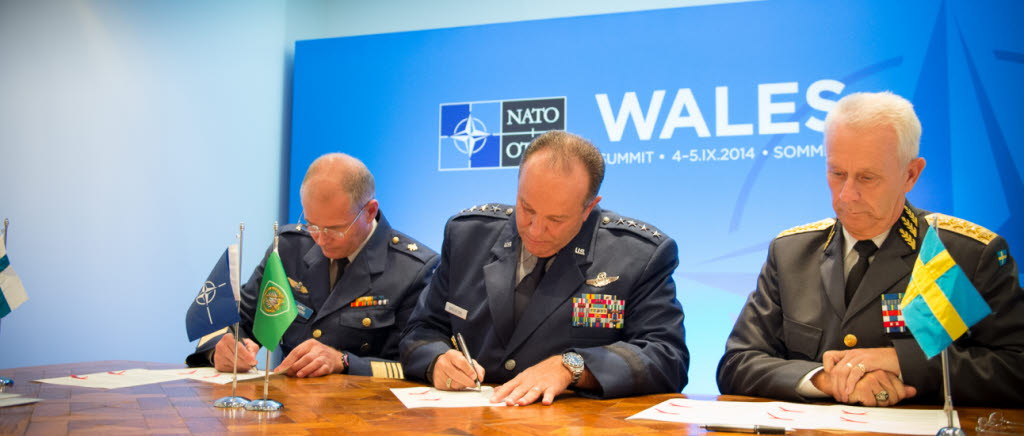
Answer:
[
  {"left": 823, "top": 347, "right": 900, "bottom": 403},
  {"left": 490, "top": 355, "right": 571, "bottom": 406},
  {"left": 274, "top": 339, "right": 345, "bottom": 378}
]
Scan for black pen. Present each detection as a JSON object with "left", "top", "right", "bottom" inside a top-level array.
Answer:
[
  {"left": 700, "top": 424, "right": 790, "bottom": 434},
  {"left": 455, "top": 332, "right": 481, "bottom": 391}
]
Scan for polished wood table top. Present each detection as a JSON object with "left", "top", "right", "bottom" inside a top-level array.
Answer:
[{"left": 0, "top": 361, "right": 1017, "bottom": 435}]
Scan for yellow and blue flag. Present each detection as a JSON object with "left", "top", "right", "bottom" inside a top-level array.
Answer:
[
  {"left": 900, "top": 225, "right": 991, "bottom": 359},
  {"left": 0, "top": 237, "right": 28, "bottom": 319}
]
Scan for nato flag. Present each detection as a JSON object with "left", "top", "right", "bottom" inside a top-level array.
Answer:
[{"left": 186, "top": 245, "right": 242, "bottom": 342}]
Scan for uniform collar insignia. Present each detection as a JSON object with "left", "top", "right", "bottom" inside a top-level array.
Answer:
[
  {"left": 574, "top": 247, "right": 585, "bottom": 256},
  {"left": 586, "top": 272, "right": 619, "bottom": 287},
  {"left": 897, "top": 204, "right": 918, "bottom": 250}
]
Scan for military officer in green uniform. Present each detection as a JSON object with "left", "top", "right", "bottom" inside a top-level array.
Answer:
[
  {"left": 717, "top": 91, "right": 1024, "bottom": 407},
  {"left": 187, "top": 153, "right": 438, "bottom": 378}
]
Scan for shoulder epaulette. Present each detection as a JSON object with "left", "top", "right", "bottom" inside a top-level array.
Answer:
[
  {"left": 387, "top": 233, "right": 435, "bottom": 261},
  {"left": 926, "top": 213, "right": 997, "bottom": 245},
  {"left": 454, "top": 203, "right": 514, "bottom": 219},
  {"left": 599, "top": 213, "right": 666, "bottom": 243},
  {"left": 279, "top": 223, "right": 304, "bottom": 235},
  {"left": 776, "top": 218, "right": 836, "bottom": 239}
]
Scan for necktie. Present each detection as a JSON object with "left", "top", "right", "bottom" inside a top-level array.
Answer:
[
  {"left": 330, "top": 258, "right": 349, "bottom": 290},
  {"left": 845, "top": 240, "right": 878, "bottom": 306},
  {"left": 514, "top": 257, "right": 549, "bottom": 326}
]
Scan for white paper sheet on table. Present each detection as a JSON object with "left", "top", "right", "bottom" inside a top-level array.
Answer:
[
  {"left": 33, "top": 367, "right": 270, "bottom": 389},
  {"left": 391, "top": 386, "right": 506, "bottom": 409},
  {"left": 0, "top": 392, "right": 42, "bottom": 408},
  {"left": 145, "top": 367, "right": 268, "bottom": 384},
  {"left": 627, "top": 398, "right": 957, "bottom": 435}
]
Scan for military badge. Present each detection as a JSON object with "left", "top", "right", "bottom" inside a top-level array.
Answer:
[
  {"left": 586, "top": 272, "right": 619, "bottom": 287},
  {"left": 572, "top": 293, "right": 624, "bottom": 329},
  {"left": 288, "top": 277, "right": 309, "bottom": 294},
  {"left": 880, "top": 293, "right": 907, "bottom": 334},
  {"left": 351, "top": 295, "right": 388, "bottom": 307},
  {"left": 998, "top": 249, "right": 1008, "bottom": 267}
]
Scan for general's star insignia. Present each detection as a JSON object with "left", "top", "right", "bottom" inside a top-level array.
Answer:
[
  {"left": 586, "top": 272, "right": 619, "bottom": 287},
  {"left": 627, "top": 220, "right": 637, "bottom": 227}
]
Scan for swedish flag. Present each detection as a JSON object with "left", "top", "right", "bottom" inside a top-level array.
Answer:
[{"left": 900, "top": 224, "right": 991, "bottom": 359}]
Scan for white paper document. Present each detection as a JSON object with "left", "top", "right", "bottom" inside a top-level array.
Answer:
[
  {"left": 33, "top": 367, "right": 267, "bottom": 389},
  {"left": 627, "top": 398, "right": 957, "bottom": 435},
  {"left": 0, "top": 392, "right": 42, "bottom": 408},
  {"left": 391, "top": 386, "right": 506, "bottom": 409},
  {"left": 145, "top": 367, "right": 267, "bottom": 385}
]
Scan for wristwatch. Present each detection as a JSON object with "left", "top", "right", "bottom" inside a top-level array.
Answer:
[{"left": 562, "top": 352, "right": 584, "bottom": 387}]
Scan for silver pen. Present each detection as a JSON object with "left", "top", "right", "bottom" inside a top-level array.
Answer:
[
  {"left": 455, "top": 332, "right": 481, "bottom": 391},
  {"left": 700, "top": 424, "right": 790, "bottom": 434}
]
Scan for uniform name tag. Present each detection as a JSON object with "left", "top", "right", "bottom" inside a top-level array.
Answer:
[
  {"left": 445, "top": 302, "right": 468, "bottom": 320},
  {"left": 295, "top": 302, "right": 313, "bottom": 320}
]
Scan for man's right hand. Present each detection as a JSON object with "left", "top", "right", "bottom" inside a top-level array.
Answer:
[
  {"left": 213, "top": 333, "right": 260, "bottom": 372},
  {"left": 431, "top": 349, "right": 485, "bottom": 391}
]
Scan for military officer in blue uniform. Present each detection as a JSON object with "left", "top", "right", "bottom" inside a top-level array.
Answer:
[
  {"left": 400, "top": 130, "right": 688, "bottom": 406},
  {"left": 718, "top": 92, "right": 1024, "bottom": 406},
  {"left": 187, "top": 153, "right": 438, "bottom": 378}
]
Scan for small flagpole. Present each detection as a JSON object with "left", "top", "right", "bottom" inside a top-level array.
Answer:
[
  {"left": 0, "top": 218, "right": 12, "bottom": 388},
  {"left": 231, "top": 223, "right": 244, "bottom": 396},
  {"left": 263, "top": 222, "right": 278, "bottom": 401},
  {"left": 213, "top": 223, "right": 250, "bottom": 409},
  {"left": 245, "top": 222, "right": 282, "bottom": 411},
  {"left": 935, "top": 348, "right": 964, "bottom": 436}
]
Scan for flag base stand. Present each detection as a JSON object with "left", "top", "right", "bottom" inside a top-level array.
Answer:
[
  {"left": 244, "top": 399, "right": 282, "bottom": 411},
  {"left": 214, "top": 396, "right": 250, "bottom": 408},
  {"left": 936, "top": 427, "right": 965, "bottom": 436}
]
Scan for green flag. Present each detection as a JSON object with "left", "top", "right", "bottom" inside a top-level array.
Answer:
[{"left": 252, "top": 249, "right": 296, "bottom": 352}]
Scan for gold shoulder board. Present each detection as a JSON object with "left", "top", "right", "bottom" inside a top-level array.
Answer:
[
  {"left": 925, "top": 213, "right": 997, "bottom": 245},
  {"left": 776, "top": 218, "right": 836, "bottom": 239}
]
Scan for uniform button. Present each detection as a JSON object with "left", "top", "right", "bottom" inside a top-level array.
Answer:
[
  {"left": 505, "top": 208, "right": 513, "bottom": 215},
  {"left": 844, "top": 334, "right": 857, "bottom": 348},
  {"left": 360, "top": 342, "right": 370, "bottom": 353},
  {"left": 362, "top": 317, "right": 372, "bottom": 327},
  {"left": 392, "top": 236, "right": 400, "bottom": 244},
  {"left": 602, "top": 216, "right": 611, "bottom": 224},
  {"left": 504, "top": 359, "right": 516, "bottom": 371},
  {"left": 312, "top": 329, "right": 322, "bottom": 339}
]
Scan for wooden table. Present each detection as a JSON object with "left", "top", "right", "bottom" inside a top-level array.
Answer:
[{"left": 0, "top": 361, "right": 1017, "bottom": 435}]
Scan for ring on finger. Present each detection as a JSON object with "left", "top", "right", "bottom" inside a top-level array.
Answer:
[
  {"left": 857, "top": 363, "right": 866, "bottom": 372},
  {"left": 445, "top": 378, "right": 452, "bottom": 389},
  {"left": 875, "top": 390, "right": 889, "bottom": 402}
]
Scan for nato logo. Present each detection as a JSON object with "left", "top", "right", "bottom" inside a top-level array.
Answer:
[{"left": 439, "top": 97, "right": 566, "bottom": 171}]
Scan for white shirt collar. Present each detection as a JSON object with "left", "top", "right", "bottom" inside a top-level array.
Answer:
[{"left": 346, "top": 217, "right": 378, "bottom": 263}]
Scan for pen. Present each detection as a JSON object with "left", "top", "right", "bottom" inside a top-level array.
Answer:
[
  {"left": 455, "top": 332, "right": 481, "bottom": 391},
  {"left": 700, "top": 424, "right": 790, "bottom": 434}
]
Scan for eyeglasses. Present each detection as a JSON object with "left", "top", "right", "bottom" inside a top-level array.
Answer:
[{"left": 299, "top": 204, "right": 366, "bottom": 241}]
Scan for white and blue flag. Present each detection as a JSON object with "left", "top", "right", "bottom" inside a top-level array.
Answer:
[
  {"left": 0, "top": 237, "right": 28, "bottom": 319},
  {"left": 186, "top": 244, "right": 241, "bottom": 342}
]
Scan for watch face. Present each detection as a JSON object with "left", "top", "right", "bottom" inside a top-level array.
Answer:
[{"left": 564, "top": 352, "right": 583, "bottom": 368}]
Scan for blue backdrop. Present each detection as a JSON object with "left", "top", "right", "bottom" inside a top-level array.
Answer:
[{"left": 289, "top": 0, "right": 1024, "bottom": 394}]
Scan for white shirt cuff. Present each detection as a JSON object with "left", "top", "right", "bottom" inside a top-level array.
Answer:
[{"left": 795, "top": 366, "right": 830, "bottom": 398}]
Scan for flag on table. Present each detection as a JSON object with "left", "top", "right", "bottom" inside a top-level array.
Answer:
[
  {"left": 185, "top": 244, "right": 242, "bottom": 342},
  {"left": 252, "top": 249, "right": 296, "bottom": 351},
  {"left": 0, "top": 237, "right": 28, "bottom": 318},
  {"left": 900, "top": 224, "right": 992, "bottom": 359}
]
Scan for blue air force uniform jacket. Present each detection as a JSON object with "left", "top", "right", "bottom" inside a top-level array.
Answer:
[
  {"left": 187, "top": 212, "right": 438, "bottom": 377},
  {"left": 717, "top": 203, "right": 1024, "bottom": 406},
  {"left": 400, "top": 204, "right": 689, "bottom": 398}
]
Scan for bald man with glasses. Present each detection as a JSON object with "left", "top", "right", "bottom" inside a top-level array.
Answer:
[{"left": 186, "top": 153, "right": 438, "bottom": 378}]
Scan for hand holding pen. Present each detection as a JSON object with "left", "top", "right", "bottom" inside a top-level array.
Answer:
[{"left": 430, "top": 336, "right": 485, "bottom": 391}]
